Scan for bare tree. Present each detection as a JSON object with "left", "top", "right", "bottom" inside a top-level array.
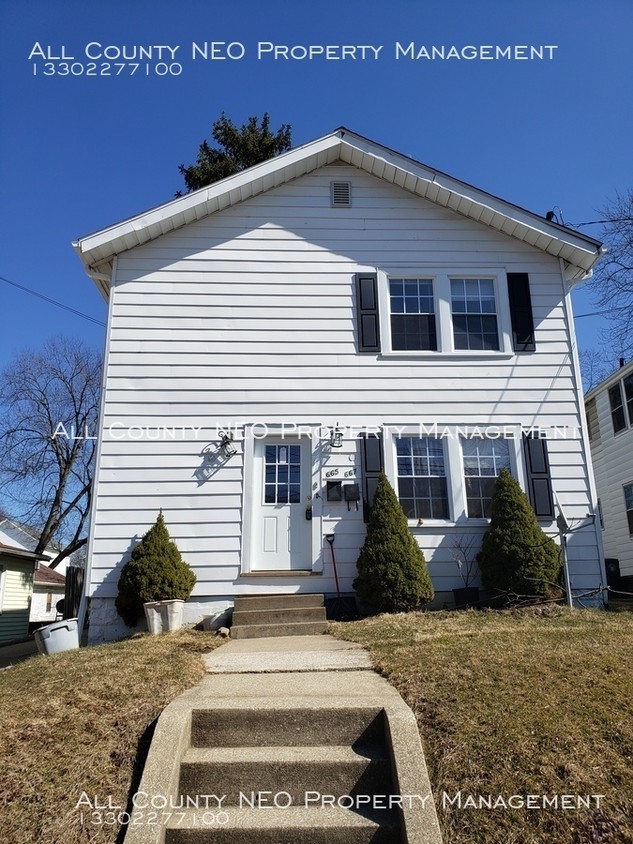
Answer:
[
  {"left": 579, "top": 347, "right": 622, "bottom": 393},
  {"left": 0, "top": 337, "right": 101, "bottom": 568},
  {"left": 588, "top": 188, "right": 633, "bottom": 359}
]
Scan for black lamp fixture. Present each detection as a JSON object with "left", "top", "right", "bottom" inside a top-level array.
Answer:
[
  {"left": 218, "top": 430, "right": 237, "bottom": 459},
  {"left": 329, "top": 422, "right": 343, "bottom": 449}
]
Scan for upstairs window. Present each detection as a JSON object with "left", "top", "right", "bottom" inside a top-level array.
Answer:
[
  {"left": 624, "top": 483, "right": 633, "bottom": 536},
  {"left": 389, "top": 279, "right": 437, "bottom": 351},
  {"left": 396, "top": 437, "right": 449, "bottom": 519},
  {"left": 609, "top": 383, "right": 626, "bottom": 434},
  {"left": 462, "top": 437, "right": 511, "bottom": 518},
  {"left": 624, "top": 373, "right": 633, "bottom": 427},
  {"left": 451, "top": 278, "right": 499, "bottom": 351}
]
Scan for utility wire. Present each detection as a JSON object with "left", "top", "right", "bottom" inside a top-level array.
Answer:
[
  {"left": 0, "top": 274, "right": 106, "bottom": 327},
  {"left": 575, "top": 305, "right": 632, "bottom": 318}
]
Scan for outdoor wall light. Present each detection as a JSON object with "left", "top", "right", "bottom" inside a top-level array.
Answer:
[
  {"left": 218, "top": 430, "right": 237, "bottom": 458},
  {"left": 329, "top": 423, "right": 343, "bottom": 449}
]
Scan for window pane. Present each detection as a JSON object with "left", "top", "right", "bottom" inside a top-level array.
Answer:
[
  {"left": 462, "top": 437, "right": 510, "bottom": 518},
  {"left": 451, "top": 278, "right": 499, "bottom": 351},
  {"left": 396, "top": 437, "right": 448, "bottom": 520},
  {"left": 389, "top": 279, "right": 436, "bottom": 351},
  {"left": 264, "top": 485, "right": 275, "bottom": 503}
]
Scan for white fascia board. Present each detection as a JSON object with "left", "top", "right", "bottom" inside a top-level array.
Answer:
[
  {"left": 338, "top": 131, "right": 603, "bottom": 274},
  {"left": 74, "top": 126, "right": 604, "bottom": 288},
  {"left": 74, "top": 133, "right": 343, "bottom": 265}
]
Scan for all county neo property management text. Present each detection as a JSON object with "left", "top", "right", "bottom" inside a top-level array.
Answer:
[{"left": 28, "top": 41, "right": 559, "bottom": 76}]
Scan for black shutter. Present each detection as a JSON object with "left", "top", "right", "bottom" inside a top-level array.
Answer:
[
  {"left": 359, "top": 432, "right": 383, "bottom": 523},
  {"left": 507, "top": 273, "right": 536, "bottom": 352},
  {"left": 355, "top": 273, "right": 381, "bottom": 353},
  {"left": 522, "top": 433, "right": 555, "bottom": 519}
]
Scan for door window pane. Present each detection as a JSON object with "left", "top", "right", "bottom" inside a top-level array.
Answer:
[{"left": 264, "top": 444, "right": 302, "bottom": 504}]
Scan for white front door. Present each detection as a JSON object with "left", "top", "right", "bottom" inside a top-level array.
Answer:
[{"left": 252, "top": 438, "right": 312, "bottom": 571}]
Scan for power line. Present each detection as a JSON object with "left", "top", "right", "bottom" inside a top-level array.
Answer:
[
  {"left": 0, "top": 274, "right": 106, "bottom": 327},
  {"left": 575, "top": 305, "right": 631, "bottom": 318}
]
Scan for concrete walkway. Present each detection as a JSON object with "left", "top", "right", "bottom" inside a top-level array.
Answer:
[
  {"left": 205, "top": 634, "right": 373, "bottom": 673},
  {"left": 126, "top": 633, "right": 444, "bottom": 844},
  {"left": 0, "top": 638, "right": 38, "bottom": 670}
]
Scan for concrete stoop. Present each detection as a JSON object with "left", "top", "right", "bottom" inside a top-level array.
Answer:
[
  {"left": 231, "top": 594, "right": 328, "bottom": 639},
  {"left": 124, "top": 644, "right": 443, "bottom": 844}
]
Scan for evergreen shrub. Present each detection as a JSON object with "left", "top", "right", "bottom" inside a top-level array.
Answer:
[
  {"left": 476, "top": 469, "right": 561, "bottom": 600},
  {"left": 115, "top": 511, "right": 196, "bottom": 627},
  {"left": 354, "top": 472, "right": 434, "bottom": 612}
]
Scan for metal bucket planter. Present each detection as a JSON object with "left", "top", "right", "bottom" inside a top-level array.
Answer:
[{"left": 143, "top": 599, "right": 185, "bottom": 634}]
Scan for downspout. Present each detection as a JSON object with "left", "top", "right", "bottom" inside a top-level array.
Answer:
[{"left": 558, "top": 257, "right": 608, "bottom": 604}]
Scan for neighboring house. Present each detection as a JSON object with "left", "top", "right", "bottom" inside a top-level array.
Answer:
[
  {"left": 74, "top": 128, "right": 607, "bottom": 643},
  {"left": 30, "top": 562, "right": 66, "bottom": 626},
  {"left": 585, "top": 359, "right": 633, "bottom": 580},
  {"left": 0, "top": 543, "right": 46, "bottom": 644},
  {"left": 0, "top": 519, "right": 69, "bottom": 628},
  {"left": 0, "top": 519, "right": 67, "bottom": 576}
]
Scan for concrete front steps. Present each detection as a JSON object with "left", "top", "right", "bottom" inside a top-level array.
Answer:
[
  {"left": 231, "top": 594, "right": 327, "bottom": 639},
  {"left": 124, "top": 655, "right": 443, "bottom": 844},
  {"left": 166, "top": 706, "right": 399, "bottom": 843}
]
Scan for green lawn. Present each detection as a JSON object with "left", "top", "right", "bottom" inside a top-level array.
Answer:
[
  {"left": 0, "top": 630, "right": 217, "bottom": 844},
  {"left": 331, "top": 606, "right": 633, "bottom": 844},
  {"left": 2, "top": 611, "right": 631, "bottom": 844}
]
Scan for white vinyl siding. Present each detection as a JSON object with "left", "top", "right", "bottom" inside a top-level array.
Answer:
[
  {"left": 0, "top": 559, "right": 33, "bottom": 645},
  {"left": 88, "top": 164, "right": 602, "bottom": 601}
]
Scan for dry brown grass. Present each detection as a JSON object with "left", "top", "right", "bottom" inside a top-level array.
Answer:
[
  {"left": 0, "top": 629, "right": 219, "bottom": 844},
  {"left": 331, "top": 607, "right": 633, "bottom": 844}
]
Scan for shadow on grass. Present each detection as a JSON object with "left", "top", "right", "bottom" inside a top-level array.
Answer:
[{"left": 115, "top": 718, "right": 158, "bottom": 844}]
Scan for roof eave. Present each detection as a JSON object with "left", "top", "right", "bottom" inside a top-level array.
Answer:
[{"left": 74, "top": 127, "right": 604, "bottom": 292}]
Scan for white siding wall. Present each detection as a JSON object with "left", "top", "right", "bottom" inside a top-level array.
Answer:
[
  {"left": 89, "top": 164, "right": 602, "bottom": 610},
  {"left": 30, "top": 584, "right": 65, "bottom": 623},
  {"left": 0, "top": 560, "right": 33, "bottom": 644},
  {"left": 589, "top": 366, "right": 633, "bottom": 576}
]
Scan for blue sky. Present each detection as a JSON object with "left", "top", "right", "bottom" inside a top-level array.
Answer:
[{"left": 1, "top": 0, "right": 631, "bottom": 371}]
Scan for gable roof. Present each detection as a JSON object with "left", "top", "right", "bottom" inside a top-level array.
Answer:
[
  {"left": 0, "top": 518, "right": 57, "bottom": 557},
  {"left": 33, "top": 563, "right": 66, "bottom": 586},
  {"left": 0, "top": 541, "right": 48, "bottom": 563},
  {"left": 74, "top": 127, "right": 604, "bottom": 298}
]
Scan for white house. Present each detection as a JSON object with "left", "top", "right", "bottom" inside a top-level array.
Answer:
[
  {"left": 585, "top": 359, "right": 633, "bottom": 581},
  {"left": 74, "top": 128, "right": 607, "bottom": 643},
  {"left": 30, "top": 562, "right": 66, "bottom": 626}
]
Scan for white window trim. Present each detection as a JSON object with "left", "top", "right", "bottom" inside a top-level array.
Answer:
[
  {"left": 384, "top": 423, "right": 526, "bottom": 527},
  {"left": 377, "top": 267, "right": 513, "bottom": 358}
]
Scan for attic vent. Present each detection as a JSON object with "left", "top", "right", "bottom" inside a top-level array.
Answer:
[{"left": 330, "top": 181, "right": 352, "bottom": 207}]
